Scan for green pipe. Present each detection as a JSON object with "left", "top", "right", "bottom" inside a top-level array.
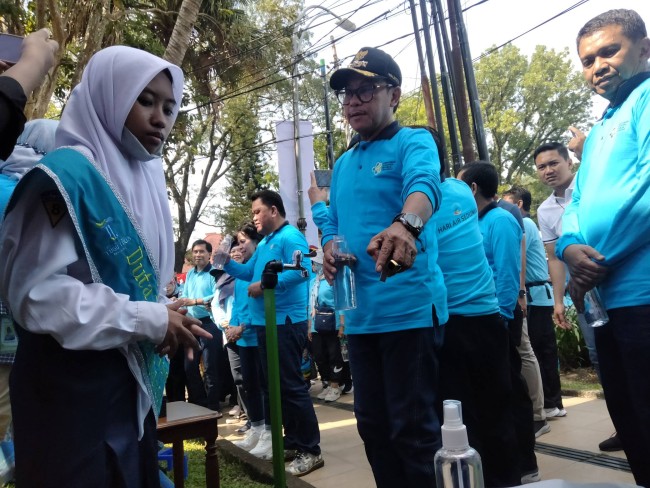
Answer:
[{"left": 264, "top": 287, "right": 286, "bottom": 488}]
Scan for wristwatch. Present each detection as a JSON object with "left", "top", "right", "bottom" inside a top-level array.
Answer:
[
  {"left": 393, "top": 213, "right": 424, "bottom": 238},
  {"left": 519, "top": 290, "right": 526, "bottom": 298}
]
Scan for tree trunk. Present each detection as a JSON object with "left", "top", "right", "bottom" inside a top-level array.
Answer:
[
  {"left": 27, "top": 0, "right": 69, "bottom": 119},
  {"left": 69, "top": 0, "right": 111, "bottom": 90},
  {"left": 163, "top": 0, "right": 202, "bottom": 66},
  {"left": 36, "top": 0, "right": 46, "bottom": 29}
]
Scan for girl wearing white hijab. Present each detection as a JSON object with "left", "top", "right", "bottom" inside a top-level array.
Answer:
[{"left": 0, "top": 46, "right": 208, "bottom": 487}]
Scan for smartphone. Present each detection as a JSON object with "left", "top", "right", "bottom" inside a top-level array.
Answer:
[
  {"left": 0, "top": 33, "right": 23, "bottom": 65},
  {"left": 314, "top": 169, "right": 332, "bottom": 188}
]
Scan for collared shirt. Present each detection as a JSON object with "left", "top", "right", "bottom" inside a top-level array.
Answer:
[
  {"left": 319, "top": 122, "right": 449, "bottom": 333},
  {"left": 557, "top": 74, "right": 650, "bottom": 309},
  {"left": 436, "top": 179, "right": 500, "bottom": 317},
  {"left": 182, "top": 264, "right": 215, "bottom": 320},
  {"left": 478, "top": 202, "right": 523, "bottom": 319},
  {"left": 225, "top": 222, "right": 310, "bottom": 326},
  {"left": 537, "top": 176, "right": 575, "bottom": 244}
]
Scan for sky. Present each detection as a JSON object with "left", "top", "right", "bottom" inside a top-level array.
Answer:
[{"left": 308, "top": 0, "right": 650, "bottom": 114}]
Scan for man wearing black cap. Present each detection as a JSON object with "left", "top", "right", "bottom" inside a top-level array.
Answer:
[{"left": 320, "top": 47, "right": 448, "bottom": 488}]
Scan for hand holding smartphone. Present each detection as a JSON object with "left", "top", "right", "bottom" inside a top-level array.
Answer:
[
  {"left": 313, "top": 169, "right": 332, "bottom": 188},
  {"left": 0, "top": 33, "right": 24, "bottom": 66}
]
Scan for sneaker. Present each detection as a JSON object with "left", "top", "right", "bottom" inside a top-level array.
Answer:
[
  {"left": 555, "top": 408, "right": 567, "bottom": 417},
  {"left": 233, "top": 426, "right": 262, "bottom": 451},
  {"left": 317, "top": 386, "right": 331, "bottom": 400},
  {"left": 521, "top": 470, "right": 541, "bottom": 484},
  {"left": 324, "top": 386, "right": 341, "bottom": 403},
  {"left": 236, "top": 422, "right": 251, "bottom": 434},
  {"left": 229, "top": 405, "right": 241, "bottom": 417},
  {"left": 534, "top": 420, "right": 551, "bottom": 438},
  {"left": 249, "top": 430, "right": 273, "bottom": 459},
  {"left": 544, "top": 407, "right": 561, "bottom": 418},
  {"left": 286, "top": 451, "right": 324, "bottom": 477},
  {"left": 284, "top": 449, "right": 297, "bottom": 461},
  {"left": 342, "top": 382, "right": 353, "bottom": 394},
  {"left": 599, "top": 432, "right": 624, "bottom": 452}
]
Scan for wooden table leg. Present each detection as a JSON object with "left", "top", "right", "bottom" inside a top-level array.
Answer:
[
  {"left": 172, "top": 441, "right": 185, "bottom": 488},
  {"left": 205, "top": 435, "right": 220, "bottom": 488}
]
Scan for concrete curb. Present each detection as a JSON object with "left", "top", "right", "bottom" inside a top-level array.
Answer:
[
  {"left": 561, "top": 388, "right": 605, "bottom": 399},
  {"left": 216, "top": 439, "right": 316, "bottom": 488}
]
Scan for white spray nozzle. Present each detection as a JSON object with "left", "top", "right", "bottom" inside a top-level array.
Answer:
[{"left": 441, "top": 399, "right": 469, "bottom": 450}]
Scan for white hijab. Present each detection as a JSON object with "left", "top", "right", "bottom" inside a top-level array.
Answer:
[{"left": 56, "top": 46, "right": 184, "bottom": 291}]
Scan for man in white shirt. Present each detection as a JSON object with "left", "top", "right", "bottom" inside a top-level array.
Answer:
[{"left": 534, "top": 141, "right": 620, "bottom": 452}]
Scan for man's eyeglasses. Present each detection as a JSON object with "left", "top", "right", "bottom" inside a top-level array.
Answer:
[{"left": 335, "top": 83, "right": 394, "bottom": 105}]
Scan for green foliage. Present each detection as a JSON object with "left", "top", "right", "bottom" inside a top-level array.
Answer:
[
  {"left": 396, "top": 86, "right": 461, "bottom": 176},
  {"left": 216, "top": 93, "right": 276, "bottom": 235},
  {"left": 475, "top": 44, "right": 593, "bottom": 183},
  {"left": 162, "top": 440, "right": 271, "bottom": 487},
  {"left": 555, "top": 305, "right": 591, "bottom": 370}
]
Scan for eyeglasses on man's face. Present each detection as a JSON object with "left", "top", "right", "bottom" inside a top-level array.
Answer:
[{"left": 335, "top": 82, "right": 394, "bottom": 105}]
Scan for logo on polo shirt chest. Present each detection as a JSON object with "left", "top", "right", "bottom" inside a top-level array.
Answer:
[{"left": 372, "top": 161, "right": 396, "bottom": 175}]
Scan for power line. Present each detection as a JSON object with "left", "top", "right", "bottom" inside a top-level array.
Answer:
[
  {"left": 472, "top": 0, "right": 592, "bottom": 62},
  {"left": 182, "top": 2, "right": 410, "bottom": 113}
]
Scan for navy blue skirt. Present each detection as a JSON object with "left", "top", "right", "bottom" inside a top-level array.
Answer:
[{"left": 10, "top": 325, "right": 159, "bottom": 487}]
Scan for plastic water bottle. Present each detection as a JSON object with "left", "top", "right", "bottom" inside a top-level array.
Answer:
[
  {"left": 332, "top": 235, "right": 357, "bottom": 310},
  {"left": 583, "top": 288, "right": 609, "bottom": 327},
  {"left": 212, "top": 234, "right": 233, "bottom": 270},
  {"left": 435, "top": 400, "right": 485, "bottom": 488}
]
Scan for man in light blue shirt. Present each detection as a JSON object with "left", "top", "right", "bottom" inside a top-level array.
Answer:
[
  {"left": 223, "top": 190, "right": 322, "bottom": 476},
  {"left": 437, "top": 176, "right": 519, "bottom": 487},
  {"left": 181, "top": 239, "right": 223, "bottom": 414},
  {"left": 321, "top": 47, "right": 447, "bottom": 488},
  {"left": 460, "top": 162, "right": 540, "bottom": 484},
  {"left": 556, "top": 10, "right": 650, "bottom": 485}
]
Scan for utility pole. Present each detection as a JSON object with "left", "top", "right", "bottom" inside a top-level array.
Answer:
[
  {"left": 451, "top": 0, "right": 490, "bottom": 162},
  {"left": 446, "top": 0, "right": 477, "bottom": 164},
  {"left": 408, "top": 0, "right": 436, "bottom": 128},
  {"left": 430, "top": 0, "right": 461, "bottom": 175},
  {"left": 320, "top": 59, "right": 335, "bottom": 169},
  {"left": 331, "top": 35, "right": 352, "bottom": 148},
  {"left": 418, "top": 0, "right": 448, "bottom": 169}
]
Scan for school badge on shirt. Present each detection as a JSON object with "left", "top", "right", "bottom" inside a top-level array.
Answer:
[{"left": 41, "top": 190, "right": 67, "bottom": 228}]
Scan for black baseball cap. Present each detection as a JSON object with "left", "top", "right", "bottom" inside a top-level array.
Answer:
[{"left": 330, "top": 47, "right": 402, "bottom": 90}]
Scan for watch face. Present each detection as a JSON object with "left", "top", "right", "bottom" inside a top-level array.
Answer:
[{"left": 403, "top": 213, "right": 423, "bottom": 229}]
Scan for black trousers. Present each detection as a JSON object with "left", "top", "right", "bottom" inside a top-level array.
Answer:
[
  {"left": 439, "top": 314, "right": 520, "bottom": 487},
  {"left": 596, "top": 306, "right": 650, "bottom": 487},
  {"left": 11, "top": 326, "right": 159, "bottom": 488},
  {"left": 311, "top": 331, "right": 344, "bottom": 383},
  {"left": 527, "top": 305, "right": 563, "bottom": 409}
]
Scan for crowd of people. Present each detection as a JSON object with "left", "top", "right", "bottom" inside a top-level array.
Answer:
[{"left": 0, "top": 6, "right": 648, "bottom": 488}]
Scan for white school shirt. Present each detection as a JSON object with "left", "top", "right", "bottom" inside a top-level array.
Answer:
[
  {"left": 0, "top": 174, "right": 169, "bottom": 438},
  {"left": 537, "top": 176, "right": 576, "bottom": 244}
]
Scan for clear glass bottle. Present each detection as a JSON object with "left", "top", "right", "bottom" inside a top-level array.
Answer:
[{"left": 435, "top": 400, "right": 485, "bottom": 488}]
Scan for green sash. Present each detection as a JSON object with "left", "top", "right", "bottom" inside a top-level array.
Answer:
[{"left": 30, "top": 147, "right": 169, "bottom": 418}]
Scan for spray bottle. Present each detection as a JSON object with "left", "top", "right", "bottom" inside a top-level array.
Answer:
[{"left": 434, "top": 399, "right": 485, "bottom": 488}]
